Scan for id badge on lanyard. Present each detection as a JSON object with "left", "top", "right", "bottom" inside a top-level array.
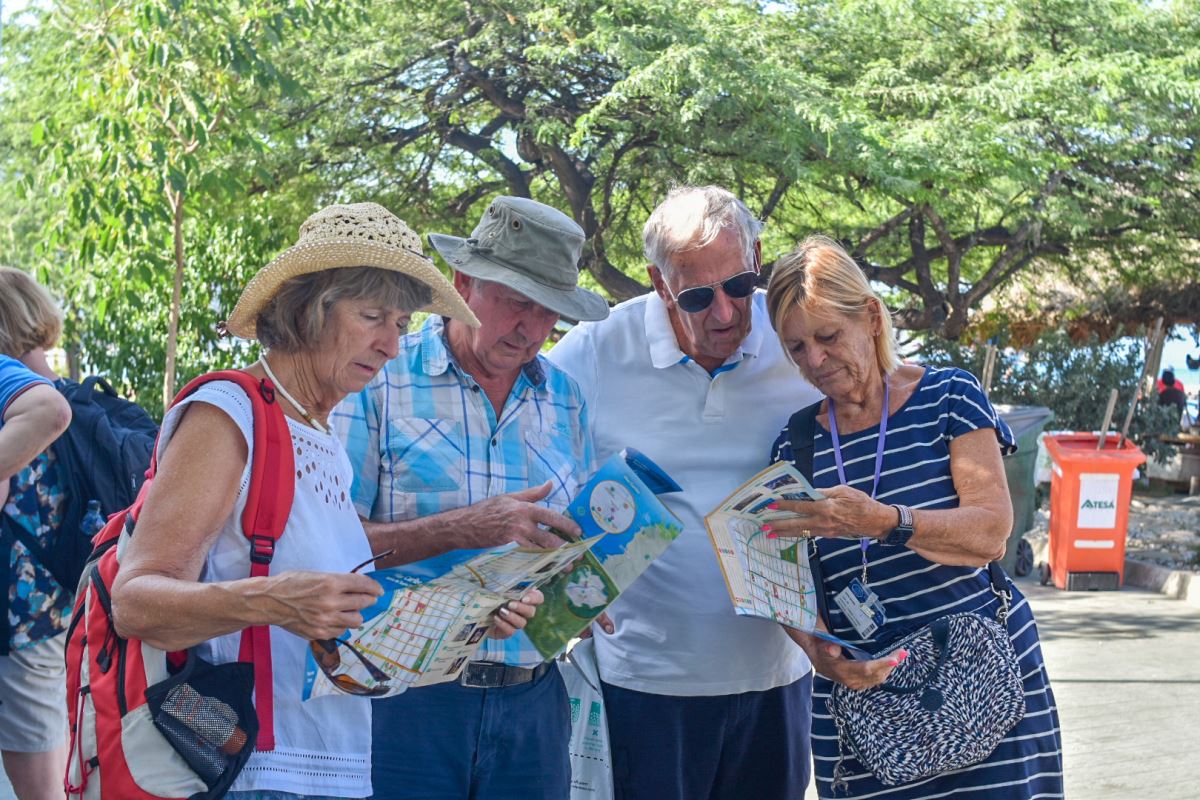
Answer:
[{"left": 827, "top": 382, "right": 890, "bottom": 639}]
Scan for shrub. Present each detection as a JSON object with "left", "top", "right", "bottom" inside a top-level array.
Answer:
[{"left": 917, "top": 328, "right": 1179, "bottom": 463}]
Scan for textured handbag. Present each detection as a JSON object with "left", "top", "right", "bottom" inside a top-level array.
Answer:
[{"left": 824, "top": 579, "right": 1025, "bottom": 789}]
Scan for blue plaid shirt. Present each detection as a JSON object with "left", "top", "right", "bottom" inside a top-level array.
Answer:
[{"left": 332, "top": 315, "right": 597, "bottom": 667}]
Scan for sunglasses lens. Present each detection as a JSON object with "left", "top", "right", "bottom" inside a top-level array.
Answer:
[
  {"left": 676, "top": 287, "right": 716, "bottom": 313},
  {"left": 673, "top": 271, "right": 757, "bottom": 313},
  {"left": 723, "top": 271, "right": 758, "bottom": 299}
]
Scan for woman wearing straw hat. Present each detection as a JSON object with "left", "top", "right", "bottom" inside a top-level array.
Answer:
[{"left": 109, "top": 203, "right": 544, "bottom": 799}]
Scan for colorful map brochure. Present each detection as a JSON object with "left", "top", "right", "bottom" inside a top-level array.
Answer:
[
  {"left": 304, "top": 449, "right": 682, "bottom": 700},
  {"left": 705, "top": 462, "right": 869, "bottom": 656},
  {"left": 522, "top": 448, "right": 682, "bottom": 658}
]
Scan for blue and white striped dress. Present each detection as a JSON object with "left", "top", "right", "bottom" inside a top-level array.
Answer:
[{"left": 770, "top": 366, "right": 1064, "bottom": 799}]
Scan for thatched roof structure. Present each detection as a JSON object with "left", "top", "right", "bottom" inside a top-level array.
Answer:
[{"left": 970, "top": 264, "right": 1200, "bottom": 346}]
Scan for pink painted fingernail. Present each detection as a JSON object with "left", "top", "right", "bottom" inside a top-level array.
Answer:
[
  {"left": 767, "top": 503, "right": 779, "bottom": 510},
  {"left": 760, "top": 524, "right": 772, "bottom": 533},
  {"left": 887, "top": 658, "right": 899, "bottom": 667},
  {"left": 898, "top": 649, "right": 909, "bottom": 661},
  {"left": 767, "top": 533, "right": 778, "bottom": 539}
]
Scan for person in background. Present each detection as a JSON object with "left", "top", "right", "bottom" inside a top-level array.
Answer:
[
  {"left": 0, "top": 268, "right": 73, "bottom": 800},
  {"left": 764, "top": 235, "right": 1063, "bottom": 799},
  {"left": 110, "top": 203, "right": 541, "bottom": 799},
  {"left": 548, "top": 185, "right": 822, "bottom": 800},
  {"left": 1156, "top": 367, "right": 1185, "bottom": 398},
  {"left": 334, "top": 196, "right": 609, "bottom": 800},
  {"left": 1158, "top": 369, "right": 1187, "bottom": 417}
]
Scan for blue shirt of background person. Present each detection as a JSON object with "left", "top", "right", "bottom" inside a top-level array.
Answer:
[{"left": 0, "top": 355, "right": 72, "bottom": 650}]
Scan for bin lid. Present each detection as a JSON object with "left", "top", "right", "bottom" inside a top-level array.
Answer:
[
  {"left": 1043, "top": 432, "right": 1146, "bottom": 465},
  {"left": 994, "top": 404, "right": 1055, "bottom": 440}
]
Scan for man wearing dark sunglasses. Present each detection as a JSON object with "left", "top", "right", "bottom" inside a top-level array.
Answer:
[{"left": 549, "top": 185, "right": 822, "bottom": 800}]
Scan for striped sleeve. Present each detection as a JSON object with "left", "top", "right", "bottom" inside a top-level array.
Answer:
[{"left": 944, "top": 368, "right": 1017, "bottom": 455}]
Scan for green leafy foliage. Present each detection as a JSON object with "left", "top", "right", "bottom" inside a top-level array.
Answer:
[{"left": 1, "top": 0, "right": 1197, "bottom": 412}]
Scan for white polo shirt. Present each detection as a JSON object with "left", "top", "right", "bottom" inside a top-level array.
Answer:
[{"left": 547, "top": 291, "right": 822, "bottom": 696}]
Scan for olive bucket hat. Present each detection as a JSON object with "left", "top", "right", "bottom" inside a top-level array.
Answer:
[{"left": 427, "top": 197, "right": 610, "bottom": 322}]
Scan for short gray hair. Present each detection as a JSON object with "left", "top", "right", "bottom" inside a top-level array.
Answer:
[
  {"left": 256, "top": 266, "right": 433, "bottom": 352},
  {"left": 642, "top": 186, "right": 763, "bottom": 277}
]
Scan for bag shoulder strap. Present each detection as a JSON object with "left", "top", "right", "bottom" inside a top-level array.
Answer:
[
  {"left": 786, "top": 401, "right": 835, "bottom": 633},
  {"left": 786, "top": 401, "right": 821, "bottom": 486},
  {"left": 165, "top": 369, "right": 295, "bottom": 752}
]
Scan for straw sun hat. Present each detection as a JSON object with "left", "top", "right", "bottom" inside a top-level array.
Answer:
[{"left": 223, "top": 203, "right": 479, "bottom": 339}]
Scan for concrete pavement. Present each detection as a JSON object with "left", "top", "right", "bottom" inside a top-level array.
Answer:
[
  {"left": 1020, "top": 574, "right": 1200, "bottom": 799},
  {"left": 6, "top": 574, "right": 1198, "bottom": 799}
]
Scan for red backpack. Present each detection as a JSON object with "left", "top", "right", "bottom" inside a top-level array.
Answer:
[{"left": 64, "top": 371, "right": 295, "bottom": 799}]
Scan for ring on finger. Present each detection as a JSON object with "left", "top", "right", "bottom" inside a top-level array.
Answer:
[{"left": 802, "top": 528, "right": 812, "bottom": 536}]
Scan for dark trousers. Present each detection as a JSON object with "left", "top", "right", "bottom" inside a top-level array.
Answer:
[
  {"left": 370, "top": 664, "right": 571, "bottom": 800},
  {"left": 601, "top": 674, "right": 813, "bottom": 800}
]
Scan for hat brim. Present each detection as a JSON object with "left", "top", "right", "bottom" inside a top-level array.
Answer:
[
  {"left": 428, "top": 233, "right": 610, "bottom": 322},
  {"left": 224, "top": 239, "right": 480, "bottom": 339}
]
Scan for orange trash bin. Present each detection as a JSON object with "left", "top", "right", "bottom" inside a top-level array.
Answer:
[{"left": 1042, "top": 433, "right": 1146, "bottom": 590}]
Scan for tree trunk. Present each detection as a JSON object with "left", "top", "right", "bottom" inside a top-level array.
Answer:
[{"left": 163, "top": 189, "right": 185, "bottom": 408}]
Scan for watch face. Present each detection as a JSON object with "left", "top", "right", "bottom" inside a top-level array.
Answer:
[{"left": 884, "top": 525, "right": 914, "bottom": 547}]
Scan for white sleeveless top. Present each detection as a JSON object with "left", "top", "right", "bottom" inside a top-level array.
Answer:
[{"left": 158, "top": 381, "right": 373, "bottom": 797}]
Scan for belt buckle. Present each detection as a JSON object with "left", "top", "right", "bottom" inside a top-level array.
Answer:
[{"left": 459, "top": 661, "right": 505, "bottom": 689}]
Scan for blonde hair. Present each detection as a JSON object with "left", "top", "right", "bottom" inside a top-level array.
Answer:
[
  {"left": 766, "top": 235, "right": 900, "bottom": 375},
  {"left": 0, "top": 267, "right": 63, "bottom": 357}
]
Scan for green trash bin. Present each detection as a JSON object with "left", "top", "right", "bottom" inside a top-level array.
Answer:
[{"left": 995, "top": 404, "right": 1054, "bottom": 576}]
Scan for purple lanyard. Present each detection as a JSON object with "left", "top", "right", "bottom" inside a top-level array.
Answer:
[{"left": 828, "top": 381, "right": 889, "bottom": 585}]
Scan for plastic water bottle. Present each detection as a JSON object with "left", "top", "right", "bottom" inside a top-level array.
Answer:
[{"left": 81, "top": 500, "right": 105, "bottom": 538}]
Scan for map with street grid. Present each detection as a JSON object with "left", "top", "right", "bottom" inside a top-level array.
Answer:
[
  {"left": 706, "top": 462, "right": 825, "bottom": 632},
  {"left": 730, "top": 516, "right": 819, "bottom": 629}
]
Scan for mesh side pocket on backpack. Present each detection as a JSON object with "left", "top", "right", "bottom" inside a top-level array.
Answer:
[{"left": 144, "top": 652, "right": 258, "bottom": 794}]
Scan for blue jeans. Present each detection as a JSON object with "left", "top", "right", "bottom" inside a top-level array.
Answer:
[
  {"left": 601, "top": 674, "right": 813, "bottom": 800},
  {"left": 371, "top": 663, "right": 571, "bottom": 799}
]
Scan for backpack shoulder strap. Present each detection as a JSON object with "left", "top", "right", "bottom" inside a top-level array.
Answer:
[
  {"left": 169, "top": 369, "right": 294, "bottom": 752},
  {"left": 786, "top": 401, "right": 835, "bottom": 633}
]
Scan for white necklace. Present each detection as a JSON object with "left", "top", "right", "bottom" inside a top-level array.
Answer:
[{"left": 257, "top": 356, "right": 330, "bottom": 435}]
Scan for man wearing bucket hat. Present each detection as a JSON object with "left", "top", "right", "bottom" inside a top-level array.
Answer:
[
  {"left": 105, "top": 203, "right": 548, "bottom": 799},
  {"left": 333, "top": 196, "right": 609, "bottom": 800}
]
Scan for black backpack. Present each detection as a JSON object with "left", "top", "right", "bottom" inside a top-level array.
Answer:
[{"left": 1, "top": 376, "right": 157, "bottom": 653}]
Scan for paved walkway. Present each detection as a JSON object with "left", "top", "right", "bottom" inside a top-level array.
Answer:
[
  {"left": 6, "top": 574, "right": 1198, "bottom": 799},
  {"left": 1021, "top": 575, "right": 1200, "bottom": 799}
]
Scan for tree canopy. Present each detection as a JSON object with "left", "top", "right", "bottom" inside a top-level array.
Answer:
[{"left": 2, "top": 0, "right": 1197, "bottom": 414}]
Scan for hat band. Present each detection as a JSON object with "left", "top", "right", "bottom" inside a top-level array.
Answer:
[{"left": 463, "top": 242, "right": 580, "bottom": 292}]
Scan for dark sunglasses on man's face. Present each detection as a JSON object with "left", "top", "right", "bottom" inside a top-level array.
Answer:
[{"left": 668, "top": 270, "right": 759, "bottom": 313}]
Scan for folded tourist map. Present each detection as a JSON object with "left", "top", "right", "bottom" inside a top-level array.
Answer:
[
  {"left": 304, "top": 449, "right": 682, "bottom": 699},
  {"left": 705, "top": 462, "right": 868, "bottom": 656}
]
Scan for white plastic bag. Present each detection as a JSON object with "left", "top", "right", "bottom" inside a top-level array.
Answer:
[{"left": 560, "top": 638, "right": 613, "bottom": 800}]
